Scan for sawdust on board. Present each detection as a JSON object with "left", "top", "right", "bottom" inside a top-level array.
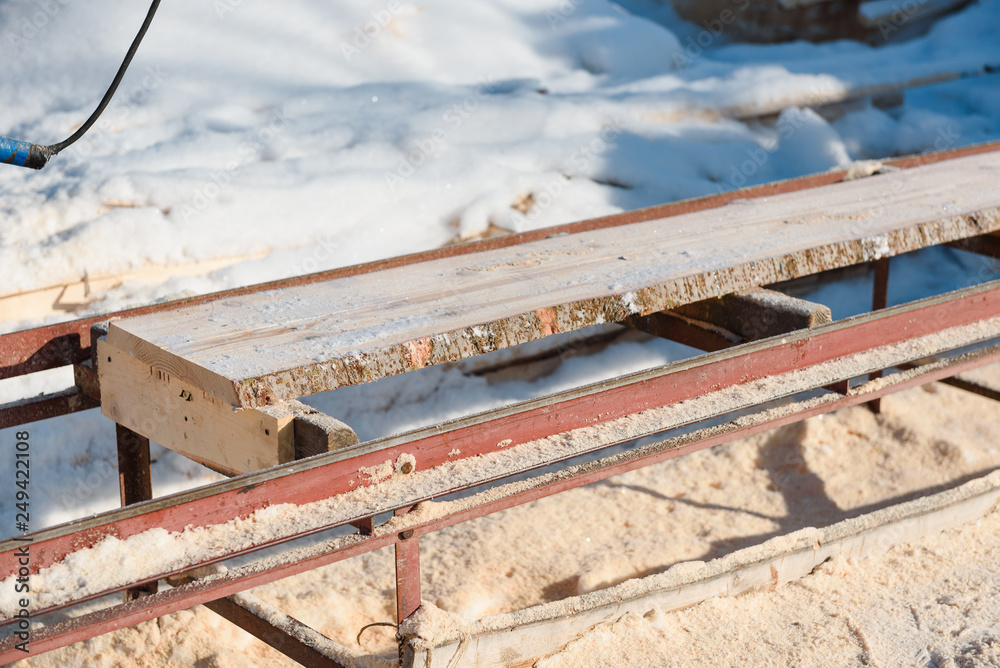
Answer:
[{"left": 13, "top": 364, "right": 1000, "bottom": 667}]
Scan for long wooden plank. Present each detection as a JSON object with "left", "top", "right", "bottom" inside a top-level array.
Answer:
[
  {"left": 4, "top": 142, "right": 998, "bottom": 389},
  {"left": 106, "top": 152, "right": 1000, "bottom": 409},
  {"left": 0, "top": 253, "right": 267, "bottom": 324},
  {"left": 403, "top": 469, "right": 1000, "bottom": 667}
]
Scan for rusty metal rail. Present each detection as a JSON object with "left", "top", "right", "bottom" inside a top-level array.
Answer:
[
  {"left": 3, "top": 332, "right": 1000, "bottom": 662},
  {"left": 4, "top": 279, "right": 1000, "bottom": 585},
  {"left": 2, "top": 141, "right": 1000, "bottom": 665},
  {"left": 2, "top": 277, "right": 1000, "bottom": 662}
]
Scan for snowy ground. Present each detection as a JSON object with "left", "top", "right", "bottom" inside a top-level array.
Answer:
[
  {"left": 2, "top": 0, "right": 1000, "bottom": 665},
  {"left": 3, "top": 0, "right": 1000, "bottom": 312}
]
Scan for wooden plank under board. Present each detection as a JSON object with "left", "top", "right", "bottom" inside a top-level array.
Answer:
[{"left": 0, "top": 253, "right": 267, "bottom": 324}]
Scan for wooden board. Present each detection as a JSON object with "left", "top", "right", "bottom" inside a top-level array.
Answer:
[
  {"left": 403, "top": 470, "right": 1000, "bottom": 667},
  {"left": 105, "top": 152, "right": 1000, "bottom": 410},
  {"left": 99, "top": 337, "right": 360, "bottom": 474},
  {"left": 0, "top": 253, "right": 267, "bottom": 324},
  {"left": 673, "top": 288, "right": 832, "bottom": 340},
  {"left": 98, "top": 338, "right": 296, "bottom": 475}
]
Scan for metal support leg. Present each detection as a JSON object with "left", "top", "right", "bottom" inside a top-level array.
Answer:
[
  {"left": 394, "top": 506, "right": 421, "bottom": 668},
  {"left": 868, "top": 257, "right": 890, "bottom": 413},
  {"left": 115, "top": 423, "right": 157, "bottom": 601},
  {"left": 350, "top": 517, "right": 375, "bottom": 536},
  {"left": 203, "top": 593, "right": 347, "bottom": 668},
  {"left": 937, "top": 375, "right": 1000, "bottom": 402},
  {"left": 394, "top": 507, "right": 421, "bottom": 625},
  {"left": 826, "top": 379, "right": 851, "bottom": 395}
]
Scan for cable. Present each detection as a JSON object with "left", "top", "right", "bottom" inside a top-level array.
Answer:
[{"left": 0, "top": 0, "right": 161, "bottom": 170}]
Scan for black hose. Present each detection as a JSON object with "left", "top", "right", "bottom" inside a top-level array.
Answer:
[{"left": 0, "top": 0, "right": 161, "bottom": 170}]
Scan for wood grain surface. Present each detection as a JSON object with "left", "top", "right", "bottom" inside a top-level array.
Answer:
[{"left": 106, "top": 152, "right": 1000, "bottom": 408}]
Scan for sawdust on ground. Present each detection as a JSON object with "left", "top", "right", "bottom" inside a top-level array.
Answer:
[{"left": 14, "top": 366, "right": 1000, "bottom": 667}]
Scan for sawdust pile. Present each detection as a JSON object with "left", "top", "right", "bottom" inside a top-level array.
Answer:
[
  {"left": 15, "top": 370, "right": 1000, "bottom": 667},
  {"left": 539, "top": 514, "right": 1000, "bottom": 668}
]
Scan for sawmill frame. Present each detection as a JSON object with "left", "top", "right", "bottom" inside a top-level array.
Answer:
[{"left": 3, "top": 140, "right": 1000, "bottom": 666}]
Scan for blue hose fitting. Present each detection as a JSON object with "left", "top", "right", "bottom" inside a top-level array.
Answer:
[{"left": 0, "top": 136, "right": 50, "bottom": 169}]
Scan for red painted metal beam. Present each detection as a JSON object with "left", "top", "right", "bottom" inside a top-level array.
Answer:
[
  {"left": 868, "top": 257, "right": 891, "bottom": 413},
  {"left": 1, "top": 280, "right": 998, "bottom": 607},
  {"left": 394, "top": 507, "right": 422, "bottom": 625},
  {"left": 3, "top": 281, "right": 1000, "bottom": 579},
  {"left": 3, "top": 341, "right": 998, "bottom": 664},
  {"left": 0, "top": 363, "right": 100, "bottom": 431},
  {"left": 4, "top": 140, "right": 998, "bottom": 382},
  {"left": 202, "top": 595, "right": 349, "bottom": 668},
  {"left": 116, "top": 425, "right": 157, "bottom": 602},
  {"left": 0, "top": 387, "right": 99, "bottom": 430}
]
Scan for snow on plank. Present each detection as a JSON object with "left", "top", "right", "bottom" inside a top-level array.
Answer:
[{"left": 105, "top": 152, "right": 1000, "bottom": 412}]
